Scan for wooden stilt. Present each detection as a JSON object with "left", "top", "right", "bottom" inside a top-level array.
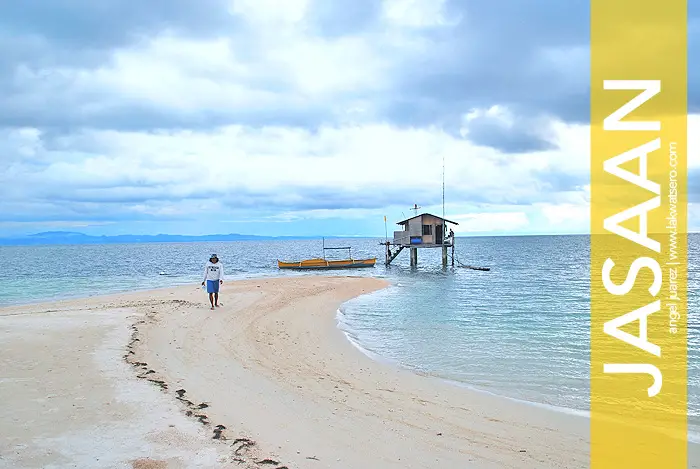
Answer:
[
  {"left": 410, "top": 248, "right": 418, "bottom": 267},
  {"left": 442, "top": 245, "right": 448, "bottom": 268}
]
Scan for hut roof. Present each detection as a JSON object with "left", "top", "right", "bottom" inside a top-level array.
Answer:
[{"left": 396, "top": 213, "right": 459, "bottom": 226}]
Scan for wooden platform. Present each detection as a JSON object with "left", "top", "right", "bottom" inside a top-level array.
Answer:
[
  {"left": 382, "top": 242, "right": 455, "bottom": 267},
  {"left": 384, "top": 242, "right": 453, "bottom": 249}
]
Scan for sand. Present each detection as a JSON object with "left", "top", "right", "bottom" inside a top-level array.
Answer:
[{"left": 0, "top": 275, "right": 595, "bottom": 468}]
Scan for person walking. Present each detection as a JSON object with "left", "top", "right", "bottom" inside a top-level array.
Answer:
[{"left": 202, "top": 254, "right": 224, "bottom": 310}]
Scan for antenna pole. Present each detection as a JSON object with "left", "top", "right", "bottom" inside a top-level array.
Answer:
[
  {"left": 442, "top": 154, "right": 446, "bottom": 236},
  {"left": 442, "top": 154, "right": 445, "bottom": 218}
]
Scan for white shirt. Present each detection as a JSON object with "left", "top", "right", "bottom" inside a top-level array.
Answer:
[{"left": 203, "top": 261, "right": 224, "bottom": 281}]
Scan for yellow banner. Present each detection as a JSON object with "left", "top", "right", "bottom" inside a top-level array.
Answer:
[{"left": 590, "top": 0, "right": 687, "bottom": 467}]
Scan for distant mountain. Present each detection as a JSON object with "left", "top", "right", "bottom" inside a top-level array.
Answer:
[{"left": 0, "top": 231, "right": 347, "bottom": 246}]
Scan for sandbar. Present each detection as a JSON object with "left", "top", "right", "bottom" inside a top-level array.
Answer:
[{"left": 1, "top": 275, "right": 600, "bottom": 468}]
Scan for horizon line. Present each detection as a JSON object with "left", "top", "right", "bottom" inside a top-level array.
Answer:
[{"left": 2, "top": 230, "right": 699, "bottom": 244}]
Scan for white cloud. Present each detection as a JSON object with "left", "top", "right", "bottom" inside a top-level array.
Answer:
[
  {"left": 3, "top": 118, "right": 591, "bottom": 207},
  {"left": 230, "top": 0, "right": 310, "bottom": 26},
  {"left": 539, "top": 203, "right": 589, "bottom": 227},
  {"left": 450, "top": 212, "right": 530, "bottom": 233},
  {"left": 382, "top": 0, "right": 452, "bottom": 28},
  {"left": 268, "top": 208, "right": 385, "bottom": 222},
  {"left": 8, "top": 8, "right": 403, "bottom": 126},
  {"left": 462, "top": 105, "right": 514, "bottom": 127},
  {"left": 0, "top": 221, "right": 115, "bottom": 229},
  {"left": 2, "top": 1, "right": 699, "bottom": 237},
  {"left": 4, "top": 103, "right": 700, "bottom": 235}
]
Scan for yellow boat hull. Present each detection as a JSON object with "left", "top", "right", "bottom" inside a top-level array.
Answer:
[{"left": 277, "top": 258, "right": 376, "bottom": 270}]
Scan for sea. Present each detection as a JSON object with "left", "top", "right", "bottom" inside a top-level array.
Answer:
[{"left": 1, "top": 234, "right": 698, "bottom": 437}]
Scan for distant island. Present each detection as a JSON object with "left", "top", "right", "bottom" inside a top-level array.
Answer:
[{"left": 0, "top": 231, "right": 350, "bottom": 246}]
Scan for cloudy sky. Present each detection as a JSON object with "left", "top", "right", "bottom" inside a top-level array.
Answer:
[{"left": 1, "top": 0, "right": 699, "bottom": 238}]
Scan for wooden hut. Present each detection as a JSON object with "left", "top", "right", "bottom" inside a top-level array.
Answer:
[{"left": 385, "top": 213, "right": 458, "bottom": 267}]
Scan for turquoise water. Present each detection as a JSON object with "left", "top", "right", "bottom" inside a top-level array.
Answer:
[{"left": 1, "top": 235, "right": 698, "bottom": 434}]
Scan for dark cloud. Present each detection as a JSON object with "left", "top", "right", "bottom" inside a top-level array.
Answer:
[
  {"left": 0, "top": 173, "right": 530, "bottom": 221},
  {"left": 0, "top": 0, "right": 254, "bottom": 132},
  {"left": 531, "top": 169, "right": 588, "bottom": 193},
  {"left": 0, "top": 94, "right": 332, "bottom": 133},
  {"left": 468, "top": 127, "right": 554, "bottom": 154},
  {"left": 387, "top": 0, "right": 700, "bottom": 151},
  {"left": 461, "top": 110, "right": 556, "bottom": 153},
  {"left": 305, "top": 0, "right": 381, "bottom": 37},
  {"left": 0, "top": 0, "right": 234, "bottom": 49},
  {"left": 388, "top": 0, "right": 590, "bottom": 128},
  {"left": 0, "top": 0, "right": 698, "bottom": 157}
]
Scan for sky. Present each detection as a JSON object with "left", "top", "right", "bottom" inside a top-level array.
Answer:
[{"left": 1, "top": 0, "right": 699, "bottom": 238}]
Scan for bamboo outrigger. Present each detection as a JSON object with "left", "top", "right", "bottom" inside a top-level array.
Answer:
[{"left": 277, "top": 240, "right": 376, "bottom": 270}]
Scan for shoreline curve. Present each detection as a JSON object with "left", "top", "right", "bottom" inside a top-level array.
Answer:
[{"left": 1, "top": 275, "right": 597, "bottom": 468}]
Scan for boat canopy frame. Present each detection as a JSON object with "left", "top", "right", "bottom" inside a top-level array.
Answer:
[{"left": 322, "top": 238, "right": 354, "bottom": 260}]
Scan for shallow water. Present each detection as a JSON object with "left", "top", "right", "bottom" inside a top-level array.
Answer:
[{"left": 1, "top": 235, "right": 698, "bottom": 436}]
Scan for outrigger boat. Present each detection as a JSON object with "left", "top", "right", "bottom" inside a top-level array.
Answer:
[{"left": 277, "top": 239, "right": 376, "bottom": 270}]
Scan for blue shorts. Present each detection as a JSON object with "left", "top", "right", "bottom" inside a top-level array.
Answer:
[{"left": 206, "top": 280, "right": 220, "bottom": 293}]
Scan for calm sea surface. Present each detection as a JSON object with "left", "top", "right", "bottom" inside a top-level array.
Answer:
[{"left": 1, "top": 235, "right": 698, "bottom": 435}]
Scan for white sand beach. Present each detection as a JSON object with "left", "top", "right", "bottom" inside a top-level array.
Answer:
[{"left": 0, "top": 276, "right": 593, "bottom": 468}]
